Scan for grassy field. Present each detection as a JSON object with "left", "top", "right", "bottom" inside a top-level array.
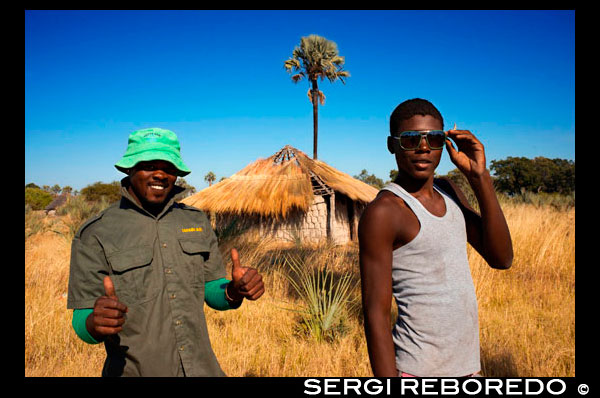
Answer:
[{"left": 24, "top": 200, "right": 575, "bottom": 377}]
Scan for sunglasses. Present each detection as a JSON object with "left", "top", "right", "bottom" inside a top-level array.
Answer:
[{"left": 391, "top": 130, "right": 446, "bottom": 151}]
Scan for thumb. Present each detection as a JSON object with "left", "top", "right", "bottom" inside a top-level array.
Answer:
[
  {"left": 103, "top": 275, "right": 117, "bottom": 298},
  {"left": 230, "top": 248, "right": 241, "bottom": 273}
]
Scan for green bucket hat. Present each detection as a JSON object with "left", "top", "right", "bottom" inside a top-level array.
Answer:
[{"left": 115, "top": 128, "right": 191, "bottom": 176}]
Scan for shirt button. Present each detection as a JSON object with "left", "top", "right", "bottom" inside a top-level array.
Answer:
[
  {"left": 162, "top": 243, "right": 167, "bottom": 248},
  {"left": 165, "top": 268, "right": 172, "bottom": 274},
  {"left": 170, "top": 293, "right": 177, "bottom": 299},
  {"left": 175, "top": 320, "right": 182, "bottom": 326},
  {"left": 179, "top": 345, "right": 185, "bottom": 351}
]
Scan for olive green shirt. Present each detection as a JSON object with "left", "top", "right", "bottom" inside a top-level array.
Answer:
[{"left": 67, "top": 179, "right": 230, "bottom": 377}]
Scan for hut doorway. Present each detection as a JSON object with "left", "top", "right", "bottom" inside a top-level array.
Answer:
[{"left": 347, "top": 201, "right": 356, "bottom": 241}]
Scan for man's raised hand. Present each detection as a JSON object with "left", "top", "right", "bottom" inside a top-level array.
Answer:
[
  {"left": 86, "top": 276, "right": 129, "bottom": 340},
  {"left": 445, "top": 127, "right": 487, "bottom": 180},
  {"left": 226, "top": 248, "right": 265, "bottom": 302}
]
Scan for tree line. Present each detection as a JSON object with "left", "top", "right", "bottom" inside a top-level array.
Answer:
[
  {"left": 24, "top": 171, "right": 228, "bottom": 211},
  {"left": 355, "top": 156, "right": 575, "bottom": 196},
  {"left": 26, "top": 156, "right": 573, "bottom": 211}
]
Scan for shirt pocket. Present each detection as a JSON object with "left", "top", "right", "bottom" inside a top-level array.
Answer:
[
  {"left": 107, "top": 245, "right": 159, "bottom": 305},
  {"left": 178, "top": 239, "right": 210, "bottom": 287}
]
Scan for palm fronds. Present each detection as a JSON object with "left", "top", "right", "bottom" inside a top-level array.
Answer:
[{"left": 284, "top": 34, "right": 350, "bottom": 86}]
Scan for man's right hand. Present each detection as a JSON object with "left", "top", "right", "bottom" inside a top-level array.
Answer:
[{"left": 86, "top": 276, "right": 128, "bottom": 341}]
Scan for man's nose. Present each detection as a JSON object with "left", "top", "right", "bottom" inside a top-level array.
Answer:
[
  {"left": 417, "top": 133, "right": 430, "bottom": 151},
  {"left": 151, "top": 168, "right": 169, "bottom": 178}
]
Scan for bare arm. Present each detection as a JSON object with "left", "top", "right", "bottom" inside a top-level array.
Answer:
[
  {"left": 358, "top": 197, "right": 399, "bottom": 377},
  {"left": 445, "top": 129, "right": 513, "bottom": 269}
]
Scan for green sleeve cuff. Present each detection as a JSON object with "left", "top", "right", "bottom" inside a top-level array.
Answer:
[
  {"left": 204, "top": 278, "right": 242, "bottom": 311},
  {"left": 72, "top": 308, "right": 100, "bottom": 344}
]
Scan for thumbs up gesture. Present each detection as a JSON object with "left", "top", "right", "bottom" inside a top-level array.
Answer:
[
  {"left": 87, "top": 276, "right": 129, "bottom": 341},
  {"left": 225, "top": 248, "right": 265, "bottom": 302}
]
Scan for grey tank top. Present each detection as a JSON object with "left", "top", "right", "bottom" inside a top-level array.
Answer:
[{"left": 381, "top": 182, "right": 480, "bottom": 376}]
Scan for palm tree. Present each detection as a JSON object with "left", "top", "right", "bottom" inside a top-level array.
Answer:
[
  {"left": 284, "top": 34, "right": 350, "bottom": 160},
  {"left": 204, "top": 171, "right": 216, "bottom": 187}
]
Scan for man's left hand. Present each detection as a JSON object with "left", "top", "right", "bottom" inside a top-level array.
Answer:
[
  {"left": 445, "top": 128, "right": 487, "bottom": 180},
  {"left": 226, "top": 248, "right": 265, "bottom": 302}
]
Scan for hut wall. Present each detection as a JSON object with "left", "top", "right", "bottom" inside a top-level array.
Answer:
[
  {"left": 214, "top": 194, "right": 368, "bottom": 245},
  {"left": 267, "top": 195, "right": 329, "bottom": 243}
]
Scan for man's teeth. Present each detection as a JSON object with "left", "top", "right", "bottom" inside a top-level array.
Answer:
[{"left": 150, "top": 185, "right": 165, "bottom": 190}]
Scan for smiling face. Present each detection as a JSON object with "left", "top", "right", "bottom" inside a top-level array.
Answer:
[
  {"left": 394, "top": 114, "right": 444, "bottom": 181},
  {"left": 127, "top": 160, "right": 178, "bottom": 209}
]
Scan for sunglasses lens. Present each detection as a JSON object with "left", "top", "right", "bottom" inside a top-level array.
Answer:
[
  {"left": 400, "top": 131, "right": 422, "bottom": 149},
  {"left": 427, "top": 131, "right": 446, "bottom": 149},
  {"left": 397, "top": 131, "right": 446, "bottom": 150}
]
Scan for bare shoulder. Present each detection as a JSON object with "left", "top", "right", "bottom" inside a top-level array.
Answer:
[
  {"left": 359, "top": 190, "right": 413, "bottom": 240},
  {"left": 362, "top": 191, "right": 405, "bottom": 222}
]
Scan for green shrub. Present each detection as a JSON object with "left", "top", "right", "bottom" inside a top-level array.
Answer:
[
  {"left": 54, "top": 195, "right": 112, "bottom": 242},
  {"left": 80, "top": 181, "right": 121, "bottom": 203},
  {"left": 25, "top": 187, "right": 54, "bottom": 210}
]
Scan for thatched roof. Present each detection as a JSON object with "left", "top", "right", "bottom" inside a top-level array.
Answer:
[
  {"left": 45, "top": 192, "right": 70, "bottom": 211},
  {"left": 181, "top": 145, "right": 378, "bottom": 218}
]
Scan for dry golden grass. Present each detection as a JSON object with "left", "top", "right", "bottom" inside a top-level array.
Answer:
[
  {"left": 24, "top": 202, "right": 574, "bottom": 377},
  {"left": 472, "top": 203, "right": 575, "bottom": 377}
]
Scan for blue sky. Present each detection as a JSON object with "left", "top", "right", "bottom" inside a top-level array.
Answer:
[{"left": 25, "top": 10, "right": 575, "bottom": 191}]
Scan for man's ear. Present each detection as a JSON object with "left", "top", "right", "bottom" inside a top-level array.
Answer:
[{"left": 387, "top": 136, "right": 397, "bottom": 154}]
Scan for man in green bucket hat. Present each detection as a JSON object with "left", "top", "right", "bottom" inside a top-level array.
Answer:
[{"left": 67, "top": 127, "right": 265, "bottom": 377}]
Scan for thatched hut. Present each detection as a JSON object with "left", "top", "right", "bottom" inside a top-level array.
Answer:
[
  {"left": 181, "top": 145, "right": 378, "bottom": 244},
  {"left": 44, "top": 192, "right": 70, "bottom": 216}
]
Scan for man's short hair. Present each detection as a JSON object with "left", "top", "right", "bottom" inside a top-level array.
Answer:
[{"left": 389, "top": 98, "right": 444, "bottom": 134}]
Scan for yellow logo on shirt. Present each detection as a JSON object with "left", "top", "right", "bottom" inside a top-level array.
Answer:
[{"left": 181, "top": 227, "right": 203, "bottom": 233}]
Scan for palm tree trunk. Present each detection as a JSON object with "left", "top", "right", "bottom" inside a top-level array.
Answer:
[{"left": 311, "top": 79, "right": 319, "bottom": 159}]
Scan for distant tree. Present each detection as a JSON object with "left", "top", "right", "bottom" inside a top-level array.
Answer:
[
  {"left": 354, "top": 169, "right": 384, "bottom": 189},
  {"left": 62, "top": 186, "right": 73, "bottom": 194},
  {"left": 51, "top": 184, "right": 62, "bottom": 195},
  {"left": 204, "top": 171, "right": 216, "bottom": 187},
  {"left": 25, "top": 187, "right": 54, "bottom": 210},
  {"left": 26, "top": 182, "right": 40, "bottom": 189},
  {"left": 531, "top": 157, "right": 575, "bottom": 194},
  {"left": 490, "top": 157, "right": 574, "bottom": 195},
  {"left": 80, "top": 181, "right": 121, "bottom": 203},
  {"left": 42, "top": 185, "right": 50, "bottom": 192},
  {"left": 284, "top": 34, "right": 350, "bottom": 160}
]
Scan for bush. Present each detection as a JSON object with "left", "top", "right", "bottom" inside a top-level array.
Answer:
[
  {"left": 25, "top": 187, "right": 54, "bottom": 210},
  {"left": 55, "top": 195, "right": 112, "bottom": 242},
  {"left": 80, "top": 181, "right": 121, "bottom": 203}
]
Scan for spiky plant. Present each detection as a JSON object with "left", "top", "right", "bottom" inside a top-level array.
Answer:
[{"left": 283, "top": 252, "right": 354, "bottom": 342}]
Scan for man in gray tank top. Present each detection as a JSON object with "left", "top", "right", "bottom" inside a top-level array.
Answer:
[{"left": 358, "top": 98, "right": 513, "bottom": 377}]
